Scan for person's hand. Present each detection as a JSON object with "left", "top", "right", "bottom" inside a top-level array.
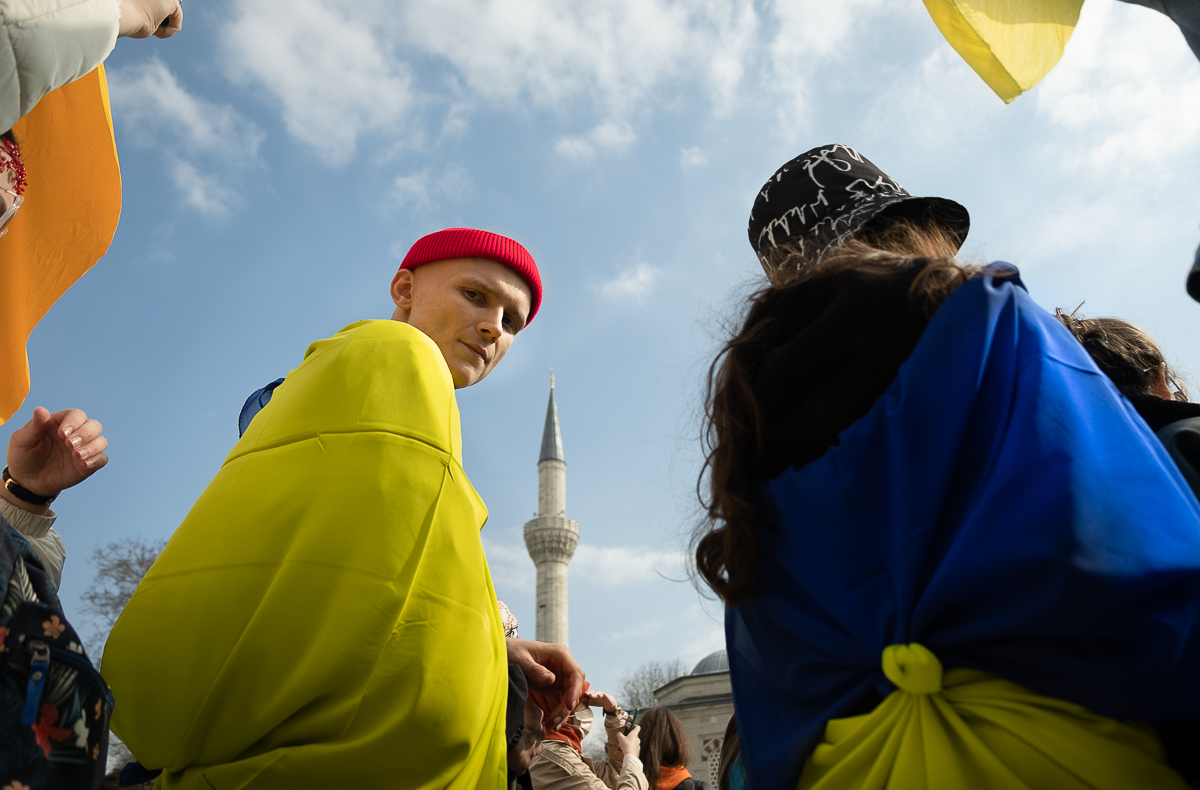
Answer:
[
  {"left": 582, "top": 689, "right": 619, "bottom": 714},
  {"left": 119, "top": 0, "right": 183, "bottom": 39},
  {"left": 616, "top": 724, "right": 641, "bottom": 761},
  {"left": 5, "top": 407, "right": 108, "bottom": 510},
  {"left": 508, "top": 697, "right": 546, "bottom": 777},
  {"left": 506, "top": 638, "right": 585, "bottom": 728}
]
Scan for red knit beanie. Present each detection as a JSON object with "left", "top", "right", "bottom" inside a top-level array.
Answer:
[{"left": 399, "top": 228, "right": 542, "bottom": 324}]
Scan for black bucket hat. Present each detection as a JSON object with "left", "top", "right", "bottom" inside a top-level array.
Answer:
[{"left": 748, "top": 144, "right": 970, "bottom": 272}]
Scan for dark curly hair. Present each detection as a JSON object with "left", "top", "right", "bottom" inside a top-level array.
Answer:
[{"left": 694, "top": 220, "right": 983, "bottom": 603}]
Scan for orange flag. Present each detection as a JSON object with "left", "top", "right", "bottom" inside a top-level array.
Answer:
[{"left": 0, "top": 66, "right": 122, "bottom": 424}]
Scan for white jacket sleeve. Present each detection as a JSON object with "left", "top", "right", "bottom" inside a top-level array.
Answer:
[
  {"left": 0, "top": 497, "right": 65, "bottom": 589},
  {"left": 0, "top": 0, "right": 121, "bottom": 131}
]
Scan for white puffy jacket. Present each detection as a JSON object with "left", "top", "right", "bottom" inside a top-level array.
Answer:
[{"left": 0, "top": 0, "right": 119, "bottom": 132}]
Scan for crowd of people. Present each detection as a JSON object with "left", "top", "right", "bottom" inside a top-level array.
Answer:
[{"left": 4, "top": 2, "right": 1200, "bottom": 790}]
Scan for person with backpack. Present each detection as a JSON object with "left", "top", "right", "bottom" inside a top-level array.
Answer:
[
  {"left": 1, "top": 405, "right": 113, "bottom": 788},
  {"left": 634, "top": 707, "right": 711, "bottom": 790}
]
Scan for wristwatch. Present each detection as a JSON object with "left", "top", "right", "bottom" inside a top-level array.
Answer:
[
  {"left": 2, "top": 467, "right": 55, "bottom": 506},
  {"left": 605, "top": 706, "right": 624, "bottom": 718}
]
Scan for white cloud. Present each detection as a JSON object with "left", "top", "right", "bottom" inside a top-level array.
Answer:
[
  {"left": 221, "top": 0, "right": 414, "bottom": 159},
  {"left": 1035, "top": 1, "right": 1200, "bottom": 180},
  {"left": 219, "top": 0, "right": 770, "bottom": 158},
  {"left": 483, "top": 539, "right": 685, "bottom": 589},
  {"left": 861, "top": 45, "right": 1002, "bottom": 159},
  {"left": 594, "top": 262, "right": 663, "bottom": 304},
  {"left": 442, "top": 100, "right": 474, "bottom": 137},
  {"left": 572, "top": 543, "right": 687, "bottom": 584},
  {"left": 765, "top": 0, "right": 900, "bottom": 134},
  {"left": 398, "top": 0, "right": 758, "bottom": 115},
  {"left": 555, "top": 121, "right": 637, "bottom": 161},
  {"left": 108, "top": 58, "right": 263, "bottom": 158},
  {"left": 108, "top": 59, "right": 261, "bottom": 216},
  {"left": 389, "top": 165, "right": 473, "bottom": 208},
  {"left": 678, "top": 605, "right": 725, "bottom": 666},
  {"left": 170, "top": 161, "right": 236, "bottom": 217},
  {"left": 210, "top": 0, "right": 995, "bottom": 163},
  {"left": 483, "top": 539, "right": 534, "bottom": 591},
  {"left": 679, "top": 146, "right": 709, "bottom": 169}
]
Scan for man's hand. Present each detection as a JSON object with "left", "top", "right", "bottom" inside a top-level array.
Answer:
[
  {"left": 119, "top": 0, "right": 183, "bottom": 38},
  {"left": 506, "top": 638, "right": 585, "bottom": 728},
  {"left": 5, "top": 407, "right": 108, "bottom": 512},
  {"left": 616, "top": 724, "right": 641, "bottom": 761},
  {"left": 582, "top": 689, "right": 619, "bottom": 714},
  {"left": 508, "top": 697, "right": 546, "bottom": 777}
]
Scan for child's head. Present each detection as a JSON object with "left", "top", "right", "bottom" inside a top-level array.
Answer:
[{"left": 1054, "top": 309, "right": 1187, "bottom": 401}]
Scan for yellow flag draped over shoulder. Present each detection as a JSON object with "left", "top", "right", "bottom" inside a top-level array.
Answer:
[
  {"left": 922, "top": 0, "right": 1085, "bottom": 102},
  {"left": 798, "top": 644, "right": 1188, "bottom": 790},
  {"left": 103, "top": 320, "right": 508, "bottom": 789},
  {"left": 1, "top": 66, "right": 121, "bottom": 423}
]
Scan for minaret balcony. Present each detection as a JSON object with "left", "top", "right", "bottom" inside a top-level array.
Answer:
[{"left": 524, "top": 516, "right": 580, "bottom": 563}]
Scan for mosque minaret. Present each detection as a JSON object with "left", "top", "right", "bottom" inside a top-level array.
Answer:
[{"left": 523, "top": 372, "right": 579, "bottom": 645}]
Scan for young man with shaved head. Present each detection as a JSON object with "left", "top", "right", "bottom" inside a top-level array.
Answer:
[{"left": 103, "top": 228, "right": 581, "bottom": 789}]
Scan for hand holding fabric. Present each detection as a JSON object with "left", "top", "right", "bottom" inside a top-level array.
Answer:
[
  {"left": 6, "top": 407, "right": 108, "bottom": 505},
  {"left": 119, "top": 0, "right": 183, "bottom": 38},
  {"left": 507, "top": 637, "right": 585, "bottom": 727}
]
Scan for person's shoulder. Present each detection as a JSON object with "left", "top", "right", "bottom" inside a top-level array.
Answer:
[
  {"left": 306, "top": 319, "right": 451, "bottom": 391},
  {"left": 234, "top": 319, "right": 461, "bottom": 458},
  {"left": 324, "top": 318, "right": 438, "bottom": 356}
]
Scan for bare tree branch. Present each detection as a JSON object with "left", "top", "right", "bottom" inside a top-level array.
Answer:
[
  {"left": 618, "top": 658, "right": 688, "bottom": 709},
  {"left": 81, "top": 537, "right": 165, "bottom": 655}
]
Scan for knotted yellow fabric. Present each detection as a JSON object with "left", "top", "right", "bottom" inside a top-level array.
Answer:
[
  {"left": 922, "top": 0, "right": 1085, "bottom": 103},
  {"left": 797, "top": 643, "right": 1188, "bottom": 789},
  {"left": 881, "top": 643, "right": 942, "bottom": 695},
  {"left": 104, "top": 320, "right": 507, "bottom": 789}
]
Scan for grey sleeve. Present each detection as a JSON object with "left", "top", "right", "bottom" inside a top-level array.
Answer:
[
  {"left": 0, "top": 0, "right": 121, "bottom": 131},
  {"left": 0, "top": 497, "right": 65, "bottom": 588}
]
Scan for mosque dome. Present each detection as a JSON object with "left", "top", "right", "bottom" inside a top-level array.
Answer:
[{"left": 690, "top": 649, "right": 729, "bottom": 676}]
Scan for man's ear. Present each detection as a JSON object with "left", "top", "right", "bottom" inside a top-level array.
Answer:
[{"left": 390, "top": 268, "right": 415, "bottom": 321}]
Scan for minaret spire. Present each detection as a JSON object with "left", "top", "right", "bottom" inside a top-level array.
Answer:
[
  {"left": 540, "top": 371, "right": 565, "bottom": 464},
  {"left": 524, "top": 371, "right": 579, "bottom": 644}
]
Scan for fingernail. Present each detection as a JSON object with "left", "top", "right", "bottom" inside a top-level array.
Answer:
[
  {"left": 76, "top": 447, "right": 89, "bottom": 460},
  {"left": 69, "top": 436, "right": 82, "bottom": 448},
  {"left": 62, "top": 425, "right": 74, "bottom": 436}
]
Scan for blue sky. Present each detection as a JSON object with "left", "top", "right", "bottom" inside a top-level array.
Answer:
[{"left": 3, "top": 0, "right": 1200, "bottom": 702}]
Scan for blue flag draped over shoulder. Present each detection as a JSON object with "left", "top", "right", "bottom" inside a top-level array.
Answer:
[{"left": 728, "top": 272, "right": 1200, "bottom": 790}]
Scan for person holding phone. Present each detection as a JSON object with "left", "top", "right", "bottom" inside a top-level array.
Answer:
[{"left": 529, "top": 687, "right": 648, "bottom": 790}]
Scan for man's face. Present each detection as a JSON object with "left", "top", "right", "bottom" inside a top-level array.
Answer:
[{"left": 390, "top": 257, "right": 531, "bottom": 388}]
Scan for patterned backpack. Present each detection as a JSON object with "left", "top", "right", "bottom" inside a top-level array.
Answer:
[{"left": 0, "top": 520, "right": 113, "bottom": 789}]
